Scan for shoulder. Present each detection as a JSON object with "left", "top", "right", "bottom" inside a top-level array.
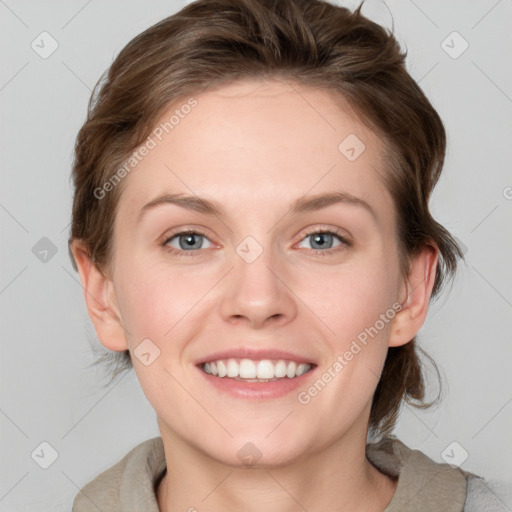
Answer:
[
  {"left": 72, "top": 437, "right": 166, "bottom": 512},
  {"left": 464, "top": 475, "right": 512, "bottom": 511},
  {"left": 366, "top": 436, "right": 511, "bottom": 511}
]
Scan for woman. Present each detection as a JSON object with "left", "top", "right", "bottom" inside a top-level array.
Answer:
[{"left": 68, "top": 0, "right": 503, "bottom": 510}]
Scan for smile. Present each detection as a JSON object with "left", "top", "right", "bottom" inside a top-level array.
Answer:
[{"left": 202, "top": 358, "right": 313, "bottom": 381}]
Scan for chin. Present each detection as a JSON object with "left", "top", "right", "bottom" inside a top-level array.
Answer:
[{"left": 202, "top": 431, "right": 311, "bottom": 469}]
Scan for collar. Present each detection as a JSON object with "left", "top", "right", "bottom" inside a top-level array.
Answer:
[{"left": 73, "top": 435, "right": 469, "bottom": 511}]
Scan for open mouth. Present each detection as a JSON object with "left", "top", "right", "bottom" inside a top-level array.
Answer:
[{"left": 199, "top": 358, "right": 315, "bottom": 382}]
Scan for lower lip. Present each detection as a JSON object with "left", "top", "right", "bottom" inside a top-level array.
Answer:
[{"left": 197, "top": 365, "right": 316, "bottom": 400}]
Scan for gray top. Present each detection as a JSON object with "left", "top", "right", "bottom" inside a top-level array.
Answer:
[{"left": 72, "top": 435, "right": 506, "bottom": 511}]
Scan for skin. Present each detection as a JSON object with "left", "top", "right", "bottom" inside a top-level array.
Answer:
[{"left": 71, "top": 78, "right": 438, "bottom": 512}]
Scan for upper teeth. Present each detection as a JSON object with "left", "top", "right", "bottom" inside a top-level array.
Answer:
[{"left": 202, "top": 359, "right": 312, "bottom": 379}]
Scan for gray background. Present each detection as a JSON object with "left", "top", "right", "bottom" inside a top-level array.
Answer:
[{"left": 1, "top": 0, "right": 511, "bottom": 510}]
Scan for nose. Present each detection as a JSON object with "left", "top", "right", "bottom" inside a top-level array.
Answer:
[{"left": 218, "top": 245, "right": 297, "bottom": 329}]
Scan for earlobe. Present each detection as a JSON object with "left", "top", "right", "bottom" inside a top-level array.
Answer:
[
  {"left": 70, "top": 240, "right": 129, "bottom": 352},
  {"left": 388, "top": 245, "right": 439, "bottom": 348}
]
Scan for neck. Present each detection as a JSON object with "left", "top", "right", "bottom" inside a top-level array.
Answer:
[{"left": 156, "top": 422, "right": 397, "bottom": 512}]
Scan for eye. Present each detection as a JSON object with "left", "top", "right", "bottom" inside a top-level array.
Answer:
[
  {"left": 161, "top": 228, "right": 351, "bottom": 257},
  {"left": 163, "top": 230, "right": 213, "bottom": 254},
  {"left": 296, "top": 229, "right": 351, "bottom": 255}
]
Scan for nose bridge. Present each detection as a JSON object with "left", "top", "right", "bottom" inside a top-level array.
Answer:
[{"left": 218, "top": 234, "right": 297, "bottom": 328}]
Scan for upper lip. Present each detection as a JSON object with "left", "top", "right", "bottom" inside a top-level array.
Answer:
[{"left": 196, "top": 348, "right": 316, "bottom": 366}]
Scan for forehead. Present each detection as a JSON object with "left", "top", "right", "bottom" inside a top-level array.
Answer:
[{"left": 116, "top": 78, "right": 391, "bottom": 225}]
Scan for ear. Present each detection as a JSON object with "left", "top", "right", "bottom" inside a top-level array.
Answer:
[
  {"left": 70, "top": 240, "right": 128, "bottom": 352},
  {"left": 388, "top": 244, "right": 438, "bottom": 348}
]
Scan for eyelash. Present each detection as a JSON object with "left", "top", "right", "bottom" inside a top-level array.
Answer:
[{"left": 161, "top": 227, "right": 352, "bottom": 257}]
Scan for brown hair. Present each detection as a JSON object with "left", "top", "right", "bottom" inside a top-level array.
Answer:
[{"left": 68, "top": 0, "right": 463, "bottom": 436}]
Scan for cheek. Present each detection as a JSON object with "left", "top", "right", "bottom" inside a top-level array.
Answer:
[
  {"left": 297, "top": 262, "right": 398, "bottom": 426},
  {"left": 115, "top": 259, "right": 215, "bottom": 347},
  {"left": 304, "top": 257, "right": 399, "bottom": 343}
]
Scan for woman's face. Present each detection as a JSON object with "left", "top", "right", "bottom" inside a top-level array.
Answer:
[{"left": 109, "top": 79, "right": 405, "bottom": 466}]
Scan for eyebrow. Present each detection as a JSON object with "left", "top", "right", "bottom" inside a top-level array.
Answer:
[{"left": 137, "top": 191, "right": 377, "bottom": 223}]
